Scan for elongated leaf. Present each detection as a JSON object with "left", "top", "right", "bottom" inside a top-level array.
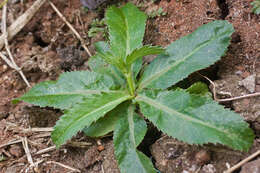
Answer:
[
  {"left": 132, "top": 57, "right": 142, "bottom": 79},
  {"left": 113, "top": 103, "right": 155, "bottom": 173},
  {"left": 106, "top": 3, "right": 147, "bottom": 60},
  {"left": 52, "top": 91, "right": 131, "bottom": 147},
  {"left": 84, "top": 101, "right": 147, "bottom": 141},
  {"left": 136, "top": 90, "right": 254, "bottom": 151},
  {"left": 126, "top": 45, "right": 164, "bottom": 65},
  {"left": 95, "top": 41, "right": 110, "bottom": 53},
  {"left": 14, "top": 71, "right": 115, "bottom": 109},
  {"left": 186, "top": 82, "right": 212, "bottom": 97},
  {"left": 138, "top": 20, "right": 234, "bottom": 90},
  {"left": 83, "top": 109, "right": 118, "bottom": 137},
  {"left": 94, "top": 41, "right": 124, "bottom": 69},
  {"left": 89, "top": 42, "right": 125, "bottom": 86},
  {"left": 251, "top": 0, "right": 260, "bottom": 14},
  {"left": 83, "top": 103, "right": 124, "bottom": 137}
]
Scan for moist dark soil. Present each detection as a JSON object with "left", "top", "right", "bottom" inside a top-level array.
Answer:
[{"left": 0, "top": 0, "right": 259, "bottom": 173}]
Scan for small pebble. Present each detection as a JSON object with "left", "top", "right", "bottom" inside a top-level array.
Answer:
[
  {"left": 238, "top": 74, "right": 256, "bottom": 93},
  {"left": 202, "top": 164, "right": 216, "bottom": 173},
  {"left": 240, "top": 159, "right": 260, "bottom": 173},
  {"left": 235, "top": 70, "right": 242, "bottom": 75},
  {"left": 97, "top": 145, "right": 105, "bottom": 151},
  {"left": 3, "top": 65, "right": 7, "bottom": 72},
  {"left": 195, "top": 150, "right": 211, "bottom": 165}
]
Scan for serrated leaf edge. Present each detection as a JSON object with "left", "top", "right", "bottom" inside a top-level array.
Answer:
[
  {"left": 138, "top": 22, "right": 234, "bottom": 90},
  {"left": 135, "top": 94, "right": 250, "bottom": 148},
  {"left": 52, "top": 93, "right": 131, "bottom": 147}
]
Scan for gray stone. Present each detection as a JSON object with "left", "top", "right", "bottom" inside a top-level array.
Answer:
[
  {"left": 239, "top": 74, "right": 256, "bottom": 93},
  {"left": 201, "top": 164, "right": 216, "bottom": 173},
  {"left": 240, "top": 159, "right": 260, "bottom": 173}
]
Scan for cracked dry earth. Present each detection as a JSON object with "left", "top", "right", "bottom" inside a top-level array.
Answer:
[{"left": 0, "top": 0, "right": 260, "bottom": 173}]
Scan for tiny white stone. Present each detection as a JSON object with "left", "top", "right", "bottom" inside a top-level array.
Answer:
[
  {"left": 3, "top": 65, "right": 7, "bottom": 71},
  {"left": 238, "top": 74, "right": 256, "bottom": 93}
]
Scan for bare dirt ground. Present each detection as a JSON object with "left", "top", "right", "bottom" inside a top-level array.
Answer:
[{"left": 0, "top": 0, "right": 259, "bottom": 172}]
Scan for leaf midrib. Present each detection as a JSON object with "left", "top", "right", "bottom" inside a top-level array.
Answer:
[
  {"left": 136, "top": 95, "right": 239, "bottom": 141},
  {"left": 138, "top": 35, "right": 216, "bottom": 90},
  {"left": 124, "top": 13, "right": 130, "bottom": 57},
  {"left": 57, "top": 94, "right": 131, "bottom": 144},
  {"left": 127, "top": 105, "right": 150, "bottom": 173},
  {"left": 23, "top": 90, "right": 124, "bottom": 98}
]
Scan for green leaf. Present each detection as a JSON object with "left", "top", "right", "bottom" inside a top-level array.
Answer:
[
  {"left": 126, "top": 45, "right": 164, "bottom": 66},
  {"left": 89, "top": 42, "right": 126, "bottom": 86},
  {"left": 84, "top": 101, "right": 147, "bottom": 142},
  {"left": 136, "top": 90, "right": 254, "bottom": 151},
  {"left": 106, "top": 3, "right": 147, "bottom": 61},
  {"left": 52, "top": 91, "right": 131, "bottom": 147},
  {"left": 186, "top": 82, "right": 212, "bottom": 97},
  {"left": 94, "top": 41, "right": 126, "bottom": 70},
  {"left": 138, "top": 20, "right": 234, "bottom": 90},
  {"left": 113, "top": 102, "right": 155, "bottom": 173},
  {"left": 132, "top": 57, "right": 143, "bottom": 79},
  {"left": 95, "top": 41, "right": 110, "bottom": 53},
  {"left": 83, "top": 103, "right": 123, "bottom": 137},
  {"left": 95, "top": 41, "right": 118, "bottom": 66},
  {"left": 251, "top": 0, "right": 260, "bottom": 14},
  {"left": 14, "top": 71, "right": 115, "bottom": 109}
]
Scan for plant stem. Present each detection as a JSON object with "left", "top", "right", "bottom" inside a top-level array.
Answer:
[{"left": 126, "top": 72, "right": 135, "bottom": 96}]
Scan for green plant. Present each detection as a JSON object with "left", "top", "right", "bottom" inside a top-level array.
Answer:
[
  {"left": 88, "top": 18, "right": 108, "bottom": 38},
  {"left": 0, "top": 0, "right": 8, "bottom": 9},
  {"left": 0, "top": 154, "right": 6, "bottom": 162},
  {"left": 251, "top": 0, "right": 260, "bottom": 14},
  {"left": 147, "top": 7, "right": 167, "bottom": 18},
  {"left": 15, "top": 3, "right": 254, "bottom": 173}
]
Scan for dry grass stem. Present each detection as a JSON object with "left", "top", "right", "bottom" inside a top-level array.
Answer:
[
  {"left": 2, "top": 149, "right": 12, "bottom": 157},
  {"left": 224, "top": 150, "right": 260, "bottom": 173},
  {"left": 35, "top": 146, "right": 56, "bottom": 155},
  {"left": 21, "top": 127, "right": 54, "bottom": 133},
  {"left": 199, "top": 73, "right": 260, "bottom": 102},
  {"left": 21, "top": 137, "right": 35, "bottom": 168},
  {"left": 0, "top": 0, "right": 46, "bottom": 49},
  {"left": 1, "top": 4, "right": 31, "bottom": 87},
  {"left": 67, "top": 141, "right": 92, "bottom": 148},
  {"left": 32, "top": 132, "right": 52, "bottom": 139},
  {"left": 46, "top": 161, "right": 81, "bottom": 172},
  {"left": 0, "top": 139, "right": 22, "bottom": 148},
  {"left": 217, "top": 92, "right": 260, "bottom": 102}
]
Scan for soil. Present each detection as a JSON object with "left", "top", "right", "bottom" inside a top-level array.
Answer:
[{"left": 0, "top": 0, "right": 259, "bottom": 173}]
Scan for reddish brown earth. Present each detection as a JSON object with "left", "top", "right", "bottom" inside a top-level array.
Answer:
[{"left": 0, "top": 0, "right": 259, "bottom": 173}]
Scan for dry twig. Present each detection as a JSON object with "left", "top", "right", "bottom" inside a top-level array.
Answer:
[
  {"left": 0, "top": 4, "right": 30, "bottom": 87},
  {"left": 199, "top": 73, "right": 260, "bottom": 102},
  {"left": 46, "top": 161, "right": 81, "bottom": 172},
  {"left": 31, "top": 132, "right": 52, "bottom": 139},
  {"left": 48, "top": 0, "right": 92, "bottom": 57},
  {"left": 67, "top": 141, "right": 92, "bottom": 148},
  {"left": 224, "top": 150, "right": 260, "bottom": 173},
  {"left": 35, "top": 146, "right": 56, "bottom": 155},
  {"left": 21, "top": 137, "right": 35, "bottom": 168},
  {"left": 21, "top": 127, "right": 53, "bottom": 133},
  {"left": 0, "top": 0, "right": 46, "bottom": 49},
  {"left": 2, "top": 149, "right": 12, "bottom": 157},
  {"left": 0, "top": 139, "right": 22, "bottom": 148},
  {"left": 217, "top": 92, "right": 260, "bottom": 102}
]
